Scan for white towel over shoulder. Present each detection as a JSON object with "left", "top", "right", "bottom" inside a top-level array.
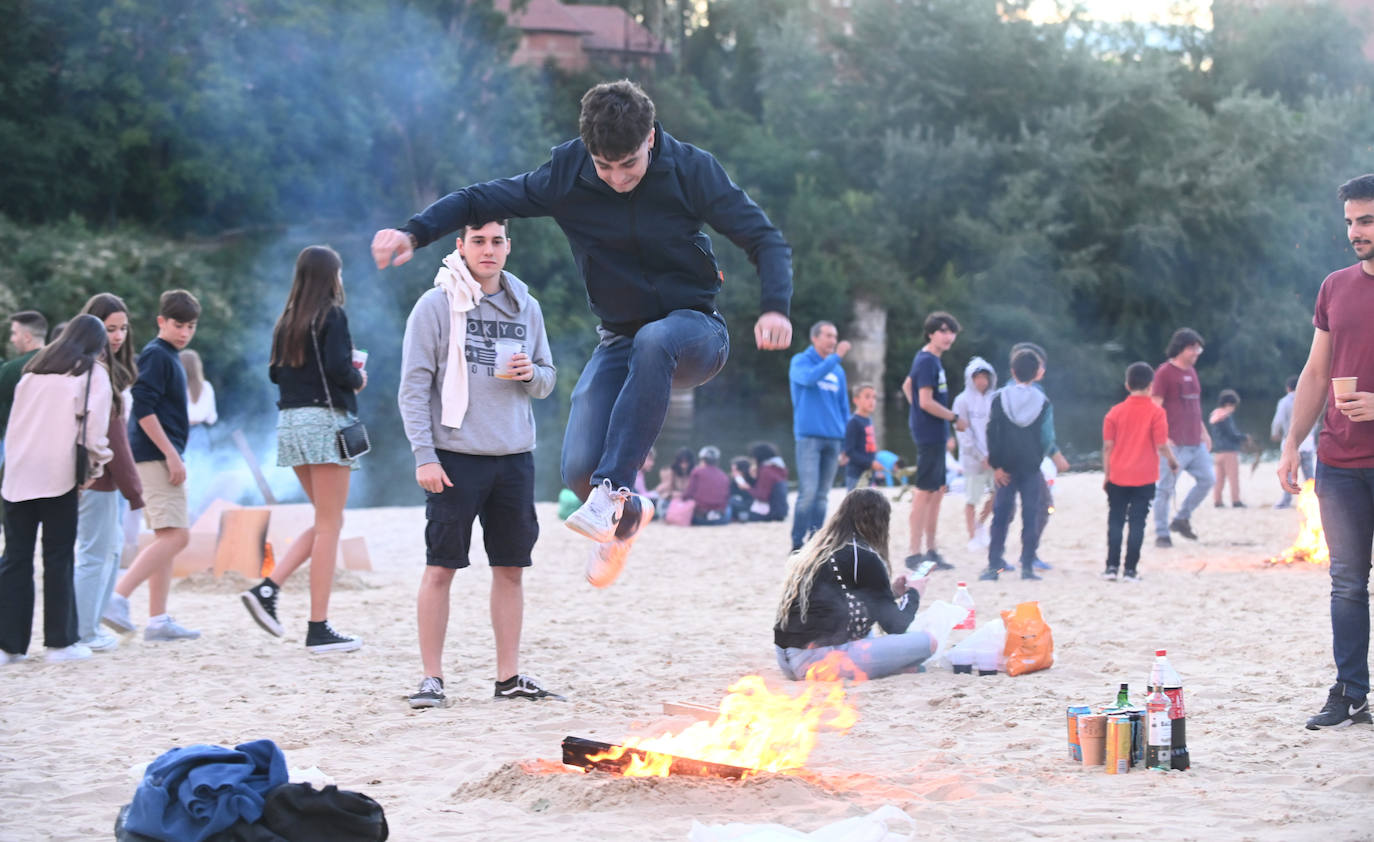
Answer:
[{"left": 432, "top": 248, "right": 484, "bottom": 429}]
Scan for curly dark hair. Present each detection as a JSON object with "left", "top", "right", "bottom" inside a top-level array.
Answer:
[
  {"left": 579, "top": 80, "right": 655, "bottom": 160},
  {"left": 1165, "top": 328, "right": 1204, "bottom": 360}
]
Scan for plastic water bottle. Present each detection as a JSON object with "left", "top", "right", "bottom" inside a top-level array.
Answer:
[
  {"left": 1146, "top": 684, "right": 1172, "bottom": 770},
  {"left": 948, "top": 582, "right": 976, "bottom": 673},
  {"left": 1148, "top": 650, "right": 1189, "bottom": 770}
]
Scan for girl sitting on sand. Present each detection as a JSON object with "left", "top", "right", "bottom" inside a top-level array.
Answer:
[{"left": 773, "top": 488, "right": 936, "bottom": 681}]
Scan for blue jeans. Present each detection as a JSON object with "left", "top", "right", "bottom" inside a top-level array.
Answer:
[
  {"left": 73, "top": 490, "right": 126, "bottom": 643},
  {"left": 791, "top": 436, "right": 841, "bottom": 548},
  {"left": 1277, "top": 451, "right": 1316, "bottom": 507},
  {"left": 1154, "top": 443, "right": 1214, "bottom": 537},
  {"left": 986, "top": 469, "right": 1043, "bottom": 571},
  {"left": 1315, "top": 461, "right": 1374, "bottom": 701},
  {"left": 775, "top": 631, "right": 936, "bottom": 681},
  {"left": 561, "top": 310, "right": 729, "bottom": 498}
]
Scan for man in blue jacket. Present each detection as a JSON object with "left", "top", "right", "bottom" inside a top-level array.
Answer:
[
  {"left": 789, "top": 321, "right": 850, "bottom": 551},
  {"left": 373, "top": 80, "right": 793, "bottom": 587}
]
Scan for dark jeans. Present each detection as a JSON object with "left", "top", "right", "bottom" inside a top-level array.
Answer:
[
  {"left": 1106, "top": 482, "right": 1155, "bottom": 574},
  {"left": 561, "top": 310, "right": 729, "bottom": 499},
  {"left": 1315, "top": 461, "right": 1374, "bottom": 700},
  {"left": 0, "top": 489, "right": 80, "bottom": 654},
  {"left": 986, "top": 469, "right": 1043, "bottom": 571}
]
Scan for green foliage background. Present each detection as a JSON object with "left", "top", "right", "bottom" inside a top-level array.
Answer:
[{"left": 2, "top": 0, "right": 1370, "bottom": 502}]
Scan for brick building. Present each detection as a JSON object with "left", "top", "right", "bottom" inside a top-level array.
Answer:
[{"left": 495, "top": 0, "right": 669, "bottom": 72}]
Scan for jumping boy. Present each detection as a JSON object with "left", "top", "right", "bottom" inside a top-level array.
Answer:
[
  {"left": 842, "top": 383, "right": 882, "bottom": 492},
  {"left": 979, "top": 349, "right": 1051, "bottom": 582},
  {"left": 104, "top": 290, "right": 200, "bottom": 641},
  {"left": 399, "top": 220, "right": 562, "bottom": 708},
  {"left": 373, "top": 80, "right": 793, "bottom": 587},
  {"left": 1101, "top": 362, "right": 1177, "bottom": 582}
]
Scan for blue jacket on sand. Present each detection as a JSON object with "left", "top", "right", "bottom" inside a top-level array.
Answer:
[
  {"left": 123, "top": 739, "right": 288, "bottom": 842},
  {"left": 790, "top": 347, "right": 848, "bottom": 440},
  {"left": 402, "top": 123, "right": 792, "bottom": 337}
]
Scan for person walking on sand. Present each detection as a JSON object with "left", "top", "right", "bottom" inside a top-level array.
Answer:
[
  {"left": 371, "top": 79, "right": 793, "bottom": 587},
  {"left": 1272, "top": 375, "right": 1316, "bottom": 509},
  {"left": 1152, "top": 328, "right": 1214, "bottom": 548},
  {"left": 398, "top": 219, "right": 562, "bottom": 708},
  {"left": 239, "top": 246, "right": 364, "bottom": 654},
  {"left": 1279, "top": 174, "right": 1374, "bottom": 730}
]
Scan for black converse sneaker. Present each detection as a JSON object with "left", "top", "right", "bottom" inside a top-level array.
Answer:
[
  {"left": 408, "top": 676, "right": 445, "bottom": 709},
  {"left": 1306, "top": 686, "right": 1373, "bottom": 730},
  {"left": 494, "top": 674, "right": 566, "bottom": 701},
  {"left": 240, "top": 578, "right": 283, "bottom": 637},
  {"left": 304, "top": 620, "right": 362, "bottom": 654}
]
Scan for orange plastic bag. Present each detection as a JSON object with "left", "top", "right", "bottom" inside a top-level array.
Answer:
[{"left": 1001, "top": 601, "right": 1054, "bottom": 676}]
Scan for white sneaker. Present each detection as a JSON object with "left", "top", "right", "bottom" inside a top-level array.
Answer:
[
  {"left": 1, "top": 651, "right": 28, "bottom": 665},
  {"left": 966, "top": 536, "right": 981, "bottom": 553},
  {"left": 974, "top": 524, "right": 991, "bottom": 548},
  {"left": 585, "top": 495, "right": 655, "bottom": 588},
  {"left": 564, "top": 479, "right": 626, "bottom": 543},
  {"left": 144, "top": 618, "right": 201, "bottom": 641},
  {"left": 82, "top": 631, "right": 120, "bottom": 652},
  {"left": 101, "top": 593, "right": 137, "bottom": 634},
  {"left": 45, "top": 644, "right": 93, "bottom": 662}
]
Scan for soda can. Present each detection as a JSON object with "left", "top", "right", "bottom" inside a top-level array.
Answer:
[
  {"left": 1066, "top": 705, "right": 1091, "bottom": 761},
  {"left": 1105, "top": 714, "right": 1131, "bottom": 774},
  {"left": 1127, "top": 708, "right": 1146, "bottom": 768}
]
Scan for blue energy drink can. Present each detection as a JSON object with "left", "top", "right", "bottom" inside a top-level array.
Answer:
[{"left": 1066, "top": 705, "right": 1091, "bottom": 761}]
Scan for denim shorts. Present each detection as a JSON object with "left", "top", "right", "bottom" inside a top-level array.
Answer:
[{"left": 425, "top": 450, "right": 538, "bottom": 569}]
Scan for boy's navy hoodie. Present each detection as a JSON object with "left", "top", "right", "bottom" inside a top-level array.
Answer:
[
  {"left": 128, "top": 337, "right": 189, "bottom": 463},
  {"left": 987, "top": 382, "right": 1050, "bottom": 476},
  {"left": 401, "top": 123, "right": 792, "bottom": 337}
]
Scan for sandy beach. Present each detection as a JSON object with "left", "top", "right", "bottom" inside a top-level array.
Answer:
[{"left": 2, "top": 466, "right": 1372, "bottom": 841}]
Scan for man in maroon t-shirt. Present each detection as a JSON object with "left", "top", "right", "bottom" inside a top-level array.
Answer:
[
  {"left": 1151, "top": 328, "right": 1213, "bottom": 547},
  {"left": 1280, "top": 173, "right": 1374, "bottom": 730}
]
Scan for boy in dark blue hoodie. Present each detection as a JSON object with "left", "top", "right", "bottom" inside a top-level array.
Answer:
[
  {"left": 371, "top": 79, "right": 793, "bottom": 587},
  {"left": 979, "top": 349, "right": 1052, "bottom": 582}
]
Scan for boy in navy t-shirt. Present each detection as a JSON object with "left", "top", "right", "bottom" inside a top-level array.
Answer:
[
  {"left": 105, "top": 290, "right": 200, "bottom": 642},
  {"left": 842, "top": 383, "right": 882, "bottom": 491},
  {"left": 900, "top": 311, "right": 967, "bottom": 572}
]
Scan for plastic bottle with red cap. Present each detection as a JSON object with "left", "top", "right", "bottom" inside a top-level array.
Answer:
[{"left": 1148, "top": 650, "right": 1189, "bottom": 770}]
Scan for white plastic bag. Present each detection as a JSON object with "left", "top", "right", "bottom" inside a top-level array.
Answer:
[
  {"left": 946, "top": 616, "right": 1007, "bottom": 673},
  {"left": 905, "top": 599, "right": 967, "bottom": 671}
]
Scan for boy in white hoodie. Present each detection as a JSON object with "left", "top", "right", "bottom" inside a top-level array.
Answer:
[{"left": 952, "top": 357, "right": 996, "bottom": 550}]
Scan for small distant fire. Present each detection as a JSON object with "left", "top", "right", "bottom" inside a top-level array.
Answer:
[
  {"left": 580, "top": 654, "right": 859, "bottom": 779},
  {"left": 1269, "top": 480, "right": 1329, "bottom": 565}
]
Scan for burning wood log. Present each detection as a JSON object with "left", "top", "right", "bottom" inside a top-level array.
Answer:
[{"left": 561, "top": 736, "right": 750, "bottom": 780}]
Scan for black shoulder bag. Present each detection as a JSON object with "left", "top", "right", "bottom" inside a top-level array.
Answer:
[
  {"left": 310, "top": 319, "right": 370, "bottom": 460},
  {"left": 75, "top": 365, "right": 94, "bottom": 486}
]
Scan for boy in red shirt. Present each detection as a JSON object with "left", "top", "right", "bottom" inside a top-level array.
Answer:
[{"left": 1102, "top": 362, "right": 1179, "bottom": 581}]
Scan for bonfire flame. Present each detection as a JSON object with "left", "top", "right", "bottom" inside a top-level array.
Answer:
[
  {"left": 1270, "top": 479, "right": 1329, "bottom": 565},
  {"left": 586, "top": 653, "right": 860, "bottom": 778}
]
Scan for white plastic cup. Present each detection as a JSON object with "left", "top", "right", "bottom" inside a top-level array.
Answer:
[
  {"left": 351, "top": 348, "right": 368, "bottom": 370},
  {"left": 493, "top": 339, "right": 523, "bottom": 379},
  {"left": 1333, "top": 376, "right": 1357, "bottom": 396}
]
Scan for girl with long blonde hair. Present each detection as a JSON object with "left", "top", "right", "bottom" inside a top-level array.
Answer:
[{"left": 773, "top": 488, "right": 935, "bottom": 681}]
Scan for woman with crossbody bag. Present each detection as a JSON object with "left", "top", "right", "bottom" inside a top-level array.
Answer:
[
  {"left": 241, "top": 245, "right": 365, "bottom": 654},
  {"left": 0, "top": 314, "right": 113, "bottom": 664}
]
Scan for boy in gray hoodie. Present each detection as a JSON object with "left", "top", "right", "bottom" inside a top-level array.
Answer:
[
  {"left": 979, "top": 349, "right": 1053, "bottom": 582},
  {"left": 952, "top": 357, "right": 996, "bottom": 551},
  {"left": 398, "top": 219, "right": 562, "bottom": 708}
]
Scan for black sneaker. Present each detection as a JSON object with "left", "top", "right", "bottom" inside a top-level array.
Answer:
[
  {"left": 1020, "top": 567, "right": 1043, "bottom": 581},
  {"left": 978, "top": 566, "right": 1001, "bottom": 582},
  {"left": 408, "top": 676, "right": 445, "bottom": 709},
  {"left": 494, "top": 674, "right": 566, "bottom": 701},
  {"left": 1306, "top": 688, "right": 1373, "bottom": 730},
  {"left": 1170, "top": 518, "right": 1198, "bottom": 540},
  {"left": 925, "top": 549, "right": 955, "bottom": 571},
  {"left": 1232, "top": 501, "right": 1247, "bottom": 508},
  {"left": 902, "top": 553, "right": 924, "bottom": 573},
  {"left": 240, "top": 579, "right": 283, "bottom": 637},
  {"left": 1155, "top": 535, "right": 1173, "bottom": 548},
  {"left": 304, "top": 620, "right": 362, "bottom": 654}
]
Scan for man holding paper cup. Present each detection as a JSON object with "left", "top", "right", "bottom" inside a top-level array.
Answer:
[{"left": 1279, "top": 174, "right": 1374, "bottom": 731}]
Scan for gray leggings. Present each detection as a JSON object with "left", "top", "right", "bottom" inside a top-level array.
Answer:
[{"left": 775, "top": 631, "right": 936, "bottom": 681}]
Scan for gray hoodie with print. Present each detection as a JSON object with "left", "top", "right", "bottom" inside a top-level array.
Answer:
[{"left": 398, "top": 271, "right": 555, "bottom": 466}]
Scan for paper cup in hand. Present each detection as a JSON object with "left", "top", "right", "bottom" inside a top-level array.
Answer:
[
  {"left": 1333, "top": 376, "right": 1358, "bottom": 396},
  {"left": 351, "top": 348, "right": 368, "bottom": 370},
  {"left": 494, "top": 339, "right": 523, "bottom": 379}
]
